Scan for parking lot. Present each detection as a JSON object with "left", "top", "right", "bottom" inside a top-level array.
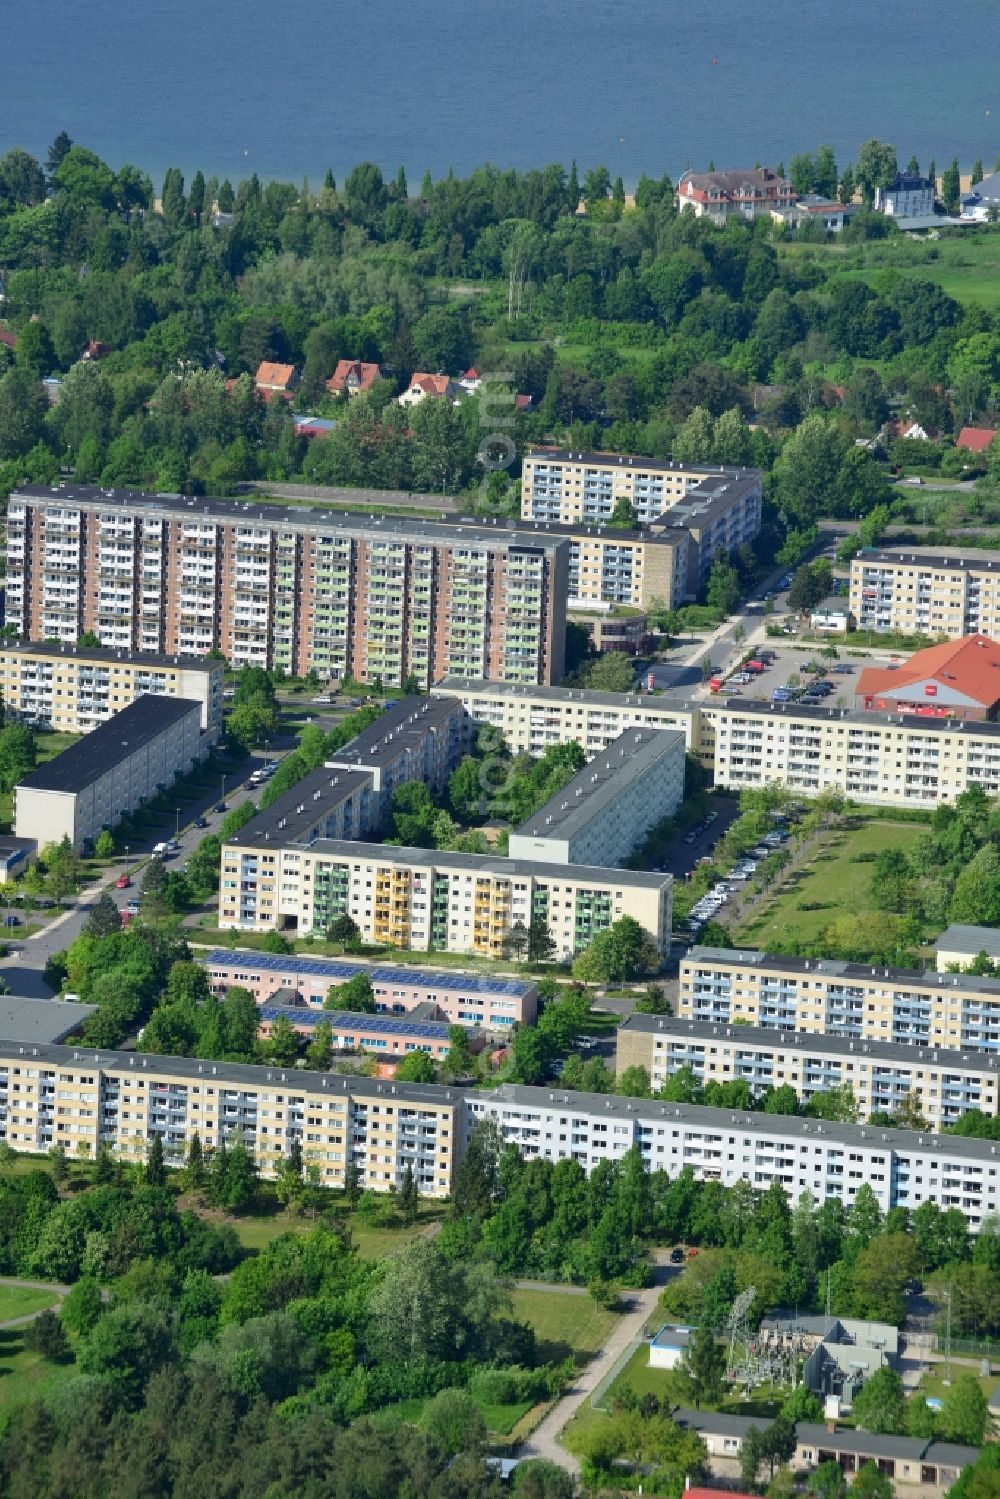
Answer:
[
  {"left": 714, "top": 645, "right": 875, "bottom": 708},
  {"left": 683, "top": 823, "right": 793, "bottom": 938}
]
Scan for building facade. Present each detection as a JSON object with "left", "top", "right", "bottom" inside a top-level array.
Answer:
[
  {"left": 0, "top": 641, "right": 223, "bottom": 736},
  {"left": 675, "top": 168, "right": 796, "bottom": 223},
  {"left": 201, "top": 949, "right": 538, "bottom": 1028},
  {"left": 874, "top": 174, "right": 936, "bottom": 218},
  {"left": 702, "top": 698, "right": 1000, "bottom": 806},
  {"left": 0, "top": 1041, "right": 459, "bottom": 1195},
  {"left": 14, "top": 695, "right": 206, "bottom": 850},
  {"left": 218, "top": 837, "right": 673, "bottom": 958},
  {"left": 849, "top": 547, "right": 1000, "bottom": 640},
  {"left": 678, "top": 945, "right": 1000, "bottom": 1053},
  {"left": 507, "top": 727, "right": 685, "bottom": 866},
  {"left": 616, "top": 1013, "right": 1000, "bottom": 1131},
  {"left": 255, "top": 1002, "right": 482, "bottom": 1062},
  {"left": 433, "top": 678, "right": 698, "bottom": 756},
  {"left": 936, "top": 924, "right": 1000, "bottom": 973},
  {"left": 5, "top": 486, "right": 569, "bottom": 688}
]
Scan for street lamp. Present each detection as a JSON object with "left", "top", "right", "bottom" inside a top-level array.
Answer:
[
  {"left": 124, "top": 843, "right": 129, "bottom": 875},
  {"left": 220, "top": 774, "right": 226, "bottom": 807},
  {"left": 175, "top": 807, "right": 181, "bottom": 839}
]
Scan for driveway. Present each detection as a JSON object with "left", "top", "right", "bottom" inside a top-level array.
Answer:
[{"left": 517, "top": 1258, "right": 676, "bottom": 1475}]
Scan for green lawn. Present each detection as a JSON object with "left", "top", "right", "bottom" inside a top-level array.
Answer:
[
  {"left": 0, "top": 732, "right": 82, "bottom": 833},
  {"left": 733, "top": 819, "right": 926, "bottom": 947},
  {"left": 0, "top": 1327, "right": 77, "bottom": 1426},
  {"left": 0, "top": 1285, "right": 59, "bottom": 1321},
  {"left": 509, "top": 1289, "right": 621, "bottom": 1367},
  {"left": 222, "top": 1197, "right": 445, "bottom": 1259},
  {"left": 779, "top": 227, "right": 1000, "bottom": 312}
]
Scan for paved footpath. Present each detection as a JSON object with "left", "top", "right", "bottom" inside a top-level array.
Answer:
[
  {"left": 516, "top": 1278, "right": 663, "bottom": 1475},
  {"left": 0, "top": 1275, "right": 71, "bottom": 1329}
]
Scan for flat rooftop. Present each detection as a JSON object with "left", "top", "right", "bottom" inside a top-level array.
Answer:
[
  {"left": 433, "top": 677, "right": 694, "bottom": 716},
  {"left": 203, "top": 949, "right": 535, "bottom": 997},
  {"left": 619, "top": 1012, "right": 1000, "bottom": 1073},
  {"left": 937, "top": 924, "right": 1000, "bottom": 959},
  {"left": 17, "top": 695, "right": 201, "bottom": 794},
  {"left": 444, "top": 513, "right": 691, "bottom": 547},
  {"left": 525, "top": 447, "right": 760, "bottom": 483},
  {"left": 0, "top": 996, "right": 96, "bottom": 1044},
  {"left": 684, "top": 944, "right": 1000, "bottom": 997},
  {"left": 12, "top": 484, "right": 568, "bottom": 554},
  {"left": 856, "top": 545, "right": 1000, "bottom": 573},
  {"left": 713, "top": 696, "right": 1000, "bottom": 739},
  {"left": 483, "top": 1081, "right": 1000, "bottom": 1162},
  {"left": 2, "top": 640, "right": 219, "bottom": 673},
  {"left": 0, "top": 1039, "right": 463, "bottom": 1108},
  {"left": 226, "top": 766, "right": 372, "bottom": 847},
  {"left": 325, "top": 696, "right": 458, "bottom": 770},
  {"left": 293, "top": 838, "right": 673, "bottom": 889},
  {"left": 259, "top": 1004, "right": 468, "bottom": 1041},
  {"left": 513, "top": 727, "right": 684, "bottom": 840}
]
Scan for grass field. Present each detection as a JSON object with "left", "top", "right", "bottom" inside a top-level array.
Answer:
[
  {"left": 0, "top": 1285, "right": 59, "bottom": 1322},
  {"left": 509, "top": 1288, "right": 620, "bottom": 1367},
  {"left": 223, "top": 1197, "right": 445, "bottom": 1259},
  {"left": 779, "top": 227, "right": 1000, "bottom": 312},
  {"left": 0, "top": 1326, "right": 77, "bottom": 1426},
  {"left": 734, "top": 819, "right": 926, "bottom": 948}
]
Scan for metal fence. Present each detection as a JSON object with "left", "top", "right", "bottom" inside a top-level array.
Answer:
[{"left": 591, "top": 1335, "right": 647, "bottom": 1411}]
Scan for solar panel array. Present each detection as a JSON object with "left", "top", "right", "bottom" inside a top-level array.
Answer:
[
  {"left": 206, "top": 949, "right": 529, "bottom": 996},
  {"left": 259, "top": 1004, "right": 453, "bottom": 1040}
]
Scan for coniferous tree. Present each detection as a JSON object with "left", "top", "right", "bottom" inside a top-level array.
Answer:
[{"left": 145, "top": 1133, "right": 166, "bottom": 1187}]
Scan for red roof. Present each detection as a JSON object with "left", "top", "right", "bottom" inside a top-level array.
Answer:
[
  {"left": 856, "top": 634, "right": 1000, "bottom": 708},
  {"left": 255, "top": 361, "right": 297, "bottom": 391},
  {"left": 407, "top": 373, "right": 454, "bottom": 397},
  {"left": 686, "top": 1489, "right": 757, "bottom": 1499},
  {"left": 0, "top": 328, "right": 16, "bottom": 350},
  {"left": 326, "top": 359, "right": 383, "bottom": 394},
  {"left": 956, "top": 426, "right": 998, "bottom": 455}
]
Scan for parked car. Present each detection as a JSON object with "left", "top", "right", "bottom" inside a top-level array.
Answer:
[
  {"left": 669, "top": 1248, "right": 685, "bottom": 1264},
  {"left": 3, "top": 915, "right": 21, "bottom": 927},
  {"left": 683, "top": 831, "right": 698, "bottom": 845},
  {"left": 167, "top": 838, "right": 181, "bottom": 852},
  {"left": 193, "top": 816, "right": 208, "bottom": 829},
  {"left": 126, "top": 898, "right": 142, "bottom": 914},
  {"left": 215, "top": 801, "right": 227, "bottom": 813},
  {"left": 115, "top": 874, "right": 131, "bottom": 889},
  {"left": 312, "top": 694, "right": 333, "bottom": 704}
]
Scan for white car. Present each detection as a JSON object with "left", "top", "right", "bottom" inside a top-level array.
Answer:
[{"left": 312, "top": 694, "right": 333, "bottom": 704}]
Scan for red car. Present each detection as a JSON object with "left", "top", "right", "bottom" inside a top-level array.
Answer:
[{"left": 115, "top": 874, "right": 131, "bottom": 889}]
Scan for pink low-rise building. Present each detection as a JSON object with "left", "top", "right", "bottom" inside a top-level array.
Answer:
[{"left": 202, "top": 949, "right": 537, "bottom": 1029}]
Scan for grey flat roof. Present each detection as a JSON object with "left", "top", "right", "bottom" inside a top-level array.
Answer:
[
  {"left": 203, "top": 948, "right": 535, "bottom": 996},
  {"left": 684, "top": 943, "right": 1000, "bottom": 998},
  {"left": 618, "top": 1012, "right": 1000, "bottom": 1073},
  {"left": 13, "top": 485, "right": 568, "bottom": 555},
  {"left": 227, "top": 766, "right": 372, "bottom": 847},
  {"left": 0, "top": 996, "right": 96, "bottom": 1044},
  {"left": 0, "top": 836, "right": 37, "bottom": 856},
  {"left": 294, "top": 838, "right": 673, "bottom": 889},
  {"left": 660, "top": 472, "right": 762, "bottom": 526},
  {"left": 482, "top": 1081, "right": 1000, "bottom": 1162},
  {"left": 325, "top": 696, "right": 458, "bottom": 769},
  {"left": 433, "top": 677, "right": 694, "bottom": 716},
  {"left": 259, "top": 1005, "right": 467, "bottom": 1041},
  {"left": 923, "top": 1443, "right": 983, "bottom": 1467},
  {"left": 445, "top": 513, "right": 690, "bottom": 547},
  {"left": 857, "top": 545, "right": 1000, "bottom": 573},
  {"left": 673, "top": 1409, "right": 937, "bottom": 1462},
  {"left": 3, "top": 640, "right": 219, "bottom": 673},
  {"left": 937, "top": 924, "right": 1000, "bottom": 959},
  {"left": 0, "top": 1038, "right": 463, "bottom": 1107},
  {"left": 525, "top": 447, "right": 760, "bottom": 482},
  {"left": 17, "top": 695, "right": 201, "bottom": 794},
  {"left": 513, "top": 727, "right": 684, "bottom": 840},
  {"left": 715, "top": 696, "right": 1000, "bottom": 739}
]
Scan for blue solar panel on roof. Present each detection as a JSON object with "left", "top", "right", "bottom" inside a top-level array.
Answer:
[
  {"left": 259, "top": 1005, "right": 454, "bottom": 1039},
  {"left": 204, "top": 949, "right": 529, "bottom": 995}
]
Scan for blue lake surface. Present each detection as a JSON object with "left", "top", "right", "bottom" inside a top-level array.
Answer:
[{"left": 3, "top": 0, "right": 1000, "bottom": 188}]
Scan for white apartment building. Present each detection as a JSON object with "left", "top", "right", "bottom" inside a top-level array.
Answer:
[
  {"left": 679, "top": 945, "right": 1000, "bottom": 1052},
  {"left": 616, "top": 1014, "right": 1000, "bottom": 1132},
  {"left": 850, "top": 547, "right": 1000, "bottom": 639},
  {"left": 507, "top": 727, "right": 685, "bottom": 865},
  {"left": 14, "top": 696, "right": 206, "bottom": 851},
  {"left": 433, "top": 678, "right": 698, "bottom": 756},
  {"left": 0, "top": 642, "right": 222, "bottom": 735},
  {"left": 874, "top": 174, "right": 936, "bottom": 218},
  {"left": 219, "top": 837, "right": 672, "bottom": 960},
  {"left": 467, "top": 1082, "right": 1000, "bottom": 1230},
  {"left": 703, "top": 698, "right": 1000, "bottom": 806}
]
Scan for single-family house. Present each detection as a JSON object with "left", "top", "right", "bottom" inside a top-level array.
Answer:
[
  {"left": 960, "top": 172, "right": 1000, "bottom": 221},
  {"left": 0, "top": 328, "right": 16, "bottom": 352},
  {"left": 293, "top": 415, "right": 336, "bottom": 440},
  {"left": 874, "top": 174, "right": 936, "bottom": 218},
  {"left": 397, "top": 372, "right": 460, "bottom": 408},
  {"left": 326, "top": 359, "right": 387, "bottom": 398},
  {"left": 458, "top": 367, "right": 482, "bottom": 394},
  {"left": 81, "top": 340, "right": 108, "bottom": 361},
  {"left": 771, "top": 196, "right": 854, "bottom": 233},
  {"left": 956, "top": 426, "right": 998, "bottom": 456},
  {"left": 254, "top": 361, "right": 299, "bottom": 399},
  {"left": 676, "top": 167, "right": 795, "bottom": 224}
]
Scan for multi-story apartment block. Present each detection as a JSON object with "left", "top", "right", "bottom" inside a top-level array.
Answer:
[
  {"left": 0, "top": 1042, "right": 460, "bottom": 1194},
  {"left": 5, "top": 486, "right": 569, "bottom": 688},
  {"left": 323, "top": 696, "right": 467, "bottom": 819},
  {"left": 936, "top": 924, "right": 1000, "bottom": 973},
  {"left": 850, "top": 547, "right": 1000, "bottom": 640},
  {"left": 616, "top": 1014, "right": 1000, "bottom": 1132},
  {"left": 507, "top": 727, "right": 685, "bottom": 866},
  {"left": 467, "top": 1082, "right": 1000, "bottom": 1229},
  {"left": 8, "top": 1041, "right": 1000, "bottom": 1224},
  {"left": 202, "top": 949, "right": 538, "bottom": 1028},
  {"left": 702, "top": 698, "right": 1000, "bottom": 806},
  {"left": 453, "top": 513, "right": 690, "bottom": 610},
  {"left": 520, "top": 450, "right": 762, "bottom": 595},
  {"left": 14, "top": 695, "right": 206, "bottom": 850},
  {"left": 219, "top": 837, "right": 672, "bottom": 958},
  {"left": 0, "top": 641, "right": 222, "bottom": 735},
  {"left": 433, "top": 678, "right": 698, "bottom": 756},
  {"left": 679, "top": 945, "right": 1000, "bottom": 1053}
]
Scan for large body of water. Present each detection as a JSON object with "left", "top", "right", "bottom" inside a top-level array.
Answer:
[{"left": 3, "top": 1, "right": 1000, "bottom": 190}]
